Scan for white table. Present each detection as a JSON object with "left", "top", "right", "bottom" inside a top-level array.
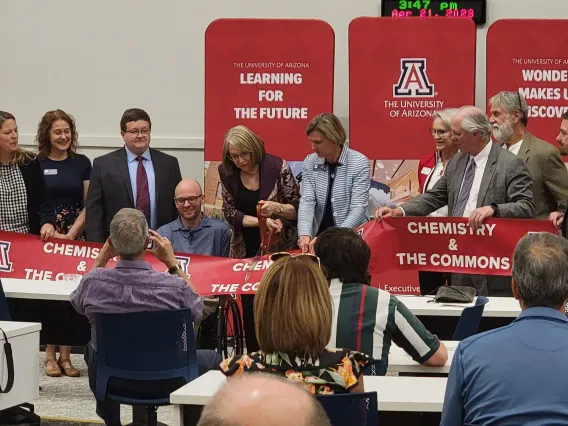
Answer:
[
  {"left": 387, "top": 340, "right": 456, "bottom": 374},
  {"left": 0, "top": 321, "right": 41, "bottom": 412},
  {"left": 1, "top": 278, "right": 75, "bottom": 301},
  {"left": 170, "top": 371, "right": 447, "bottom": 425},
  {"left": 396, "top": 295, "right": 520, "bottom": 318}
]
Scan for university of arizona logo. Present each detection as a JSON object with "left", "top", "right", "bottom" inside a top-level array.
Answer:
[
  {"left": 356, "top": 228, "right": 364, "bottom": 237},
  {"left": 393, "top": 58, "right": 435, "bottom": 98},
  {"left": 0, "top": 241, "right": 12, "bottom": 273},
  {"left": 175, "top": 256, "right": 190, "bottom": 275}
]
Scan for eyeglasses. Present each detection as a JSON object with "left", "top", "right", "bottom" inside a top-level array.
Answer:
[
  {"left": 269, "top": 252, "right": 321, "bottom": 268},
  {"left": 229, "top": 152, "right": 251, "bottom": 162},
  {"left": 174, "top": 195, "right": 203, "bottom": 205},
  {"left": 430, "top": 128, "right": 450, "bottom": 137},
  {"left": 125, "top": 129, "right": 150, "bottom": 136}
]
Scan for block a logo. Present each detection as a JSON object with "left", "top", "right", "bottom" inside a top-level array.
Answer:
[
  {"left": 0, "top": 241, "right": 13, "bottom": 273},
  {"left": 393, "top": 58, "right": 435, "bottom": 98},
  {"left": 175, "top": 255, "right": 191, "bottom": 275}
]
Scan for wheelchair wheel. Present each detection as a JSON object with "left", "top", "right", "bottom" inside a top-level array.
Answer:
[{"left": 216, "top": 296, "right": 245, "bottom": 358}]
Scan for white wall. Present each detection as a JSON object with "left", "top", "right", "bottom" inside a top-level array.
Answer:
[{"left": 0, "top": 0, "right": 565, "bottom": 182}]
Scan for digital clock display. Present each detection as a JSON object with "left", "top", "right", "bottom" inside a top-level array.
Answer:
[{"left": 381, "top": 0, "right": 487, "bottom": 25}]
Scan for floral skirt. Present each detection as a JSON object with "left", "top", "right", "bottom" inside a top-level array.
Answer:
[{"left": 55, "top": 203, "right": 84, "bottom": 240}]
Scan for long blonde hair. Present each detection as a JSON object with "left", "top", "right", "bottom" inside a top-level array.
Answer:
[
  {"left": 222, "top": 125, "right": 266, "bottom": 175},
  {"left": 254, "top": 257, "right": 332, "bottom": 355},
  {"left": 0, "top": 111, "right": 35, "bottom": 166}
]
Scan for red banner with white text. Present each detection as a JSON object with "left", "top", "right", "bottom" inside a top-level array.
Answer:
[
  {"left": 486, "top": 20, "right": 568, "bottom": 145},
  {"left": 0, "top": 218, "right": 557, "bottom": 296}
]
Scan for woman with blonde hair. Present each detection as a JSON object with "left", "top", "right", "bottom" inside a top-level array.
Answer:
[
  {"left": 218, "top": 125, "right": 300, "bottom": 352},
  {"left": 220, "top": 255, "right": 371, "bottom": 394},
  {"left": 0, "top": 111, "right": 56, "bottom": 239}
]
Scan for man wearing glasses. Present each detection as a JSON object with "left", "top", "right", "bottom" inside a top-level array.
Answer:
[
  {"left": 86, "top": 108, "right": 182, "bottom": 242},
  {"left": 157, "top": 179, "right": 230, "bottom": 257}
]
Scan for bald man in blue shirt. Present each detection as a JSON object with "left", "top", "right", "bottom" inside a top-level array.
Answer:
[{"left": 442, "top": 232, "right": 568, "bottom": 426}]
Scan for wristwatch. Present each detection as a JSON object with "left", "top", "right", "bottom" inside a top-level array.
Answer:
[
  {"left": 279, "top": 203, "right": 284, "bottom": 213},
  {"left": 168, "top": 264, "right": 181, "bottom": 274},
  {"left": 490, "top": 203, "right": 500, "bottom": 218}
]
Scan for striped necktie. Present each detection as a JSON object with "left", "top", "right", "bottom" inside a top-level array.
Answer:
[{"left": 452, "top": 158, "right": 476, "bottom": 217}]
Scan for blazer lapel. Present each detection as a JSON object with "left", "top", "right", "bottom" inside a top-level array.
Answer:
[
  {"left": 150, "top": 148, "right": 161, "bottom": 203},
  {"left": 452, "top": 154, "right": 468, "bottom": 202},
  {"left": 476, "top": 143, "right": 499, "bottom": 208},
  {"left": 517, "top": 134, "right": 531, "bottom": 162},
  {"left": 116, "top": 148, "right": 134, "bottom": 205}
]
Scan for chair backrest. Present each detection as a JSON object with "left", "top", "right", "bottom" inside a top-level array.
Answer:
[
  {"left": 316, "top": 392, "right": 378, "bottom": 426},
  {"left": 94, "top": 308, "right": 199, "bottom": 401},
  {"left": 0, "top": 280, "right": 11, "bottom": 321},
  {"left": 452, "top": 296, "right": 489, "bottom": 341}
]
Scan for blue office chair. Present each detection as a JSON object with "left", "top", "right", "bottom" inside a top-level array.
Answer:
[
  {"left": 316, "top": 391, "right": 378, "bottom": 426},
  {"left": 95, "top": 309, "right": 199, "bottom": 426},
  {"left": 363, "top": 359, "right": 386, "bottom": 376},
  {"left": 452, "top": 296, "right": 489, "bottom": 341}
]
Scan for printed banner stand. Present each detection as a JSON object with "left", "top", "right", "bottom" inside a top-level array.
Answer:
[
  {"left": 204, "top": 18, "right": 335, "bottom": 162},
  {"left": 348, "top": 17, "right": 476, "bottom": 160},
  {"left": 486, "top": 19, "right": 568, "bottom": 146}
]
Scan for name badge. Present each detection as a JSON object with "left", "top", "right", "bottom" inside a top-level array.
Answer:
[
  {"left": 421, "top": 167, "right": 432, "bottom": 175},
  {"left": 313, "top": 164, "right": 327, "bottom": 171},
  {"left": 44, "top": 169, "right": 58, "bottom": 176}
]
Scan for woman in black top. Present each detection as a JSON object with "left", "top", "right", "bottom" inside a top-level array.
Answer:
[
  {"left": 0, "top": 111, "right": 56, "bottom": 237},
  {"left": 36, "top": 110, "right": 91, "bottom": 378}
]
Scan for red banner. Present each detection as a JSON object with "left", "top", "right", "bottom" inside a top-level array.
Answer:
[
  {"left": 0, "top": 218, "right": 557, "bottom": 296},
  {"left": 348, "top": 17, "right": 476, "bottom": 159},
  {"left": 486, "top": 20, "right": 568, "bottom": 145},
  {"left": 359, "top": 217, "right": 557, "bottom": 276},
  {"left": 204, "top": 18, "right": 334, "bottom": 161}
]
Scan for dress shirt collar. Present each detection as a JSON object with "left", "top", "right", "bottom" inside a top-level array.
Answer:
[
  {"left": 514, "top": 306, "right": 568, "bottom": 324},
  {"left": 471, "top": 140, "right": 492, "bottom": 166},
  {"left": 125, "top": 146, "right": 151, "bottom": 163},
  {"left": 172, "top": 214, "right": 211, "bottom": 232},
  {"left": 114, "top": 259, "right": 153, "bottom": 271}
]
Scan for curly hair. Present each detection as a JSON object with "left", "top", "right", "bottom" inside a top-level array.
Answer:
[{"left": 35, "top": 110, "right": 78, "bottom": 158}]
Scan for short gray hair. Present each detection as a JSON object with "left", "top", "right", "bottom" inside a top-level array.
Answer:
[
  {"left": 433, "top": 108, "right": 458, "bottom": 129},
  {"left": 489, "top": 91, "right": 529, "bottom": 127},
  {"left": 512, "top": 232, "right": 568, "bottom": 309},
  {"left": 458, "top": 106, "right": 493, "bottom": 142},
  {"left": 109, "top": 208, "right": 148, "bottom": 260}
]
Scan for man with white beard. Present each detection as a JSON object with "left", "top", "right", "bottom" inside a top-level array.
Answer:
[{"left": 489, "top": 91, "right": 568, "bottom": 219}]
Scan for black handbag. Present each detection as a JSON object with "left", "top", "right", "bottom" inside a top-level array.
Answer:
[{"left": 434, "top": 286, "right": 476, "bottom": 303}]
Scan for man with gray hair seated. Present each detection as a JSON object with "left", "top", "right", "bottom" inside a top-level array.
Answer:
[
  {"left": 441, "top": 232, "right": 568, "bottom": 425},
  {"left": 197, "top": 374, "right": 331, "bottom": 426},
  {"left": 375, "top": 106, "right": 535, "bottom": 296},
  {"left": 71, "top": 208, "right": 221, "bottom": 426}
]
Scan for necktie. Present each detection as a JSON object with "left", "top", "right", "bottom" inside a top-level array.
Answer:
[
  {"left": 135, "top": 156, "right": 151, "bottom": 224},
  {"left": 452, "top": 158, "right": 477, "bottom": 217}
]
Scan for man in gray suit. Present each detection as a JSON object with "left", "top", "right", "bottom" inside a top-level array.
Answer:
[
  {"left": 489, "top": 91, "right": 568, "bottom": 220},
  {"left": 375, "top": 106, "right": 535, "bottom": 296}
]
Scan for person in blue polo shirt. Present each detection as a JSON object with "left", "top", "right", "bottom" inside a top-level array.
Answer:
[
  {"left": 157, "top": 179, "right": 230, "bottom": 257},
  {"left": 442, "top": 232, "right": 568, "bottom": 426}
]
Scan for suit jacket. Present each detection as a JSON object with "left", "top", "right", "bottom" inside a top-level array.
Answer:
[
  {"left": 19, "top": 158, "right": 56, "bottom": 235},
  {"left": 298, "top": 146, "right": 370, "bottom": 238},
  {"left": 514, "top": 132, "right": 568, "bottom": 219},
  {"left": 402, "top": 142, "right": 535, "bottom": 219},
  {"left": 85, "top": 147, "right": 182, "bottom": 242}
]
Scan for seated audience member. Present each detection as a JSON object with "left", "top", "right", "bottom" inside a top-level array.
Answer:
[
  {"left": 71, "top": 208, "right": 221, "bottom": 426},
  {"left": 157, "top": 179, "right": 230, "bottom": 257},
  {"left": 298, "top": 113, "right": 370, "bottom": 254},
  {"left": 197, "top": 374, "right": 331, "bottom": 426},
  {"left": 314, "top": 227, "right": 447, "bottom": 373},
  {"left": 220, "top": 255, "right": 371, "bottom": 394},
  {"left": 0, "top": 111, "right": 56, "bottom": 239},
  {"left": 441, "top": 232, "right": 568, "bottom": 426}
]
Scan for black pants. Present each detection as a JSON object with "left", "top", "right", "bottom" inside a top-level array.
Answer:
[
  {"left": 86, "top": 344, "right": 222, "bottom": 426},
  {"left": 418, "top": 271, "right": 448, "bottom": 296},
  {"left": 241, "top": 294, "right": 259, "bottom": 353}
]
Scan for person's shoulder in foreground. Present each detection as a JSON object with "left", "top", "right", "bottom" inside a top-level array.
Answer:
[
  {"left": 219, "top": 348, "right": 371, "bottom": 394},
  {"left": 197, "top": 374, "right": 331, "bottom": 426},
  {"left": 441, "top": 232, "right": 568, "bottom": 426}
]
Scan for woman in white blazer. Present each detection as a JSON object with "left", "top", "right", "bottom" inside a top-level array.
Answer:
[{"left": 297, "top": 113, "right": 370, "bottom": 253}]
